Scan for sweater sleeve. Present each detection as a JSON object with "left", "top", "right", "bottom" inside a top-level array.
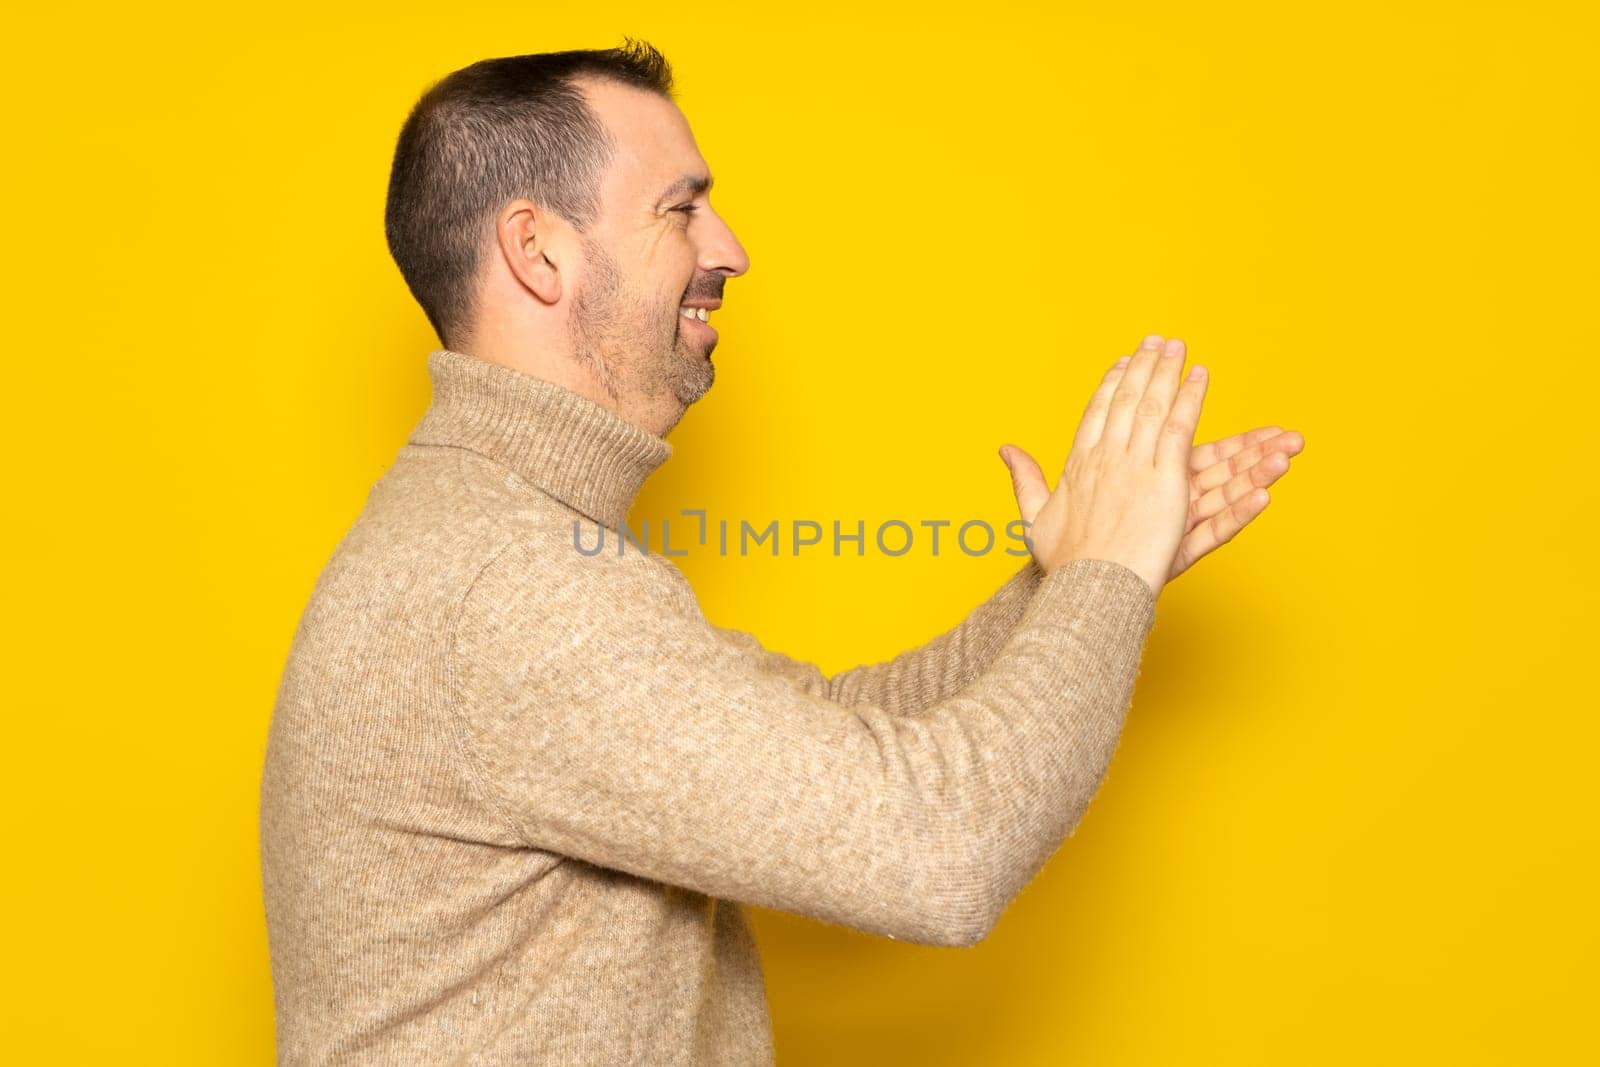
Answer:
[
  {"left": 448, "top": 542, "right": 1155, "bottom": 948},
  {"left": 709, "top": 561, "right": 1046, "bottom": 716}
]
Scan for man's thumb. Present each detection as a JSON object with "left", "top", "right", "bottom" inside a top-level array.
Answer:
[{"left": 998, "top": 444, "right": 1049, "bottom": 523}]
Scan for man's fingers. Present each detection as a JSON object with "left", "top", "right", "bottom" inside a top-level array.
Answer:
[
  {"left": 1128, "top": 337, "right": 1189, "bottom": 460},
  {"left": 1188, "top": 447, "right": 1292, "bottom": 529},
  {"left": 1155, "top": 361, "right": 1208, "bottom": 470},
  {"left": 998, "top": 444, "right": 1051, "bottom": 523},
  {"left": 1172, "top": 486, "right": 1270, "bottom": 577},
  {"left": 1070, "top": 352, "right": 1134, "bottom": 453},
  {"left": 1192, "top": 429, "right": 1305, "bottom": 493},
  {"left": 1099, "top": 334, "right": 1166, "bottom": 450},
  {"left": 1190, "top": 425, "right": 1285, "bottom": 472}
]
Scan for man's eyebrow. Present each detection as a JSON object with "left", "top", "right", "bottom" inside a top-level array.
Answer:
[{"left": 656, "top": 173, "right": 714, "bottom": 206}]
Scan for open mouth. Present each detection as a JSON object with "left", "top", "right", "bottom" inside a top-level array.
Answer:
[{"left": 679, "top": 304, "right": 718, "bottom": 341}]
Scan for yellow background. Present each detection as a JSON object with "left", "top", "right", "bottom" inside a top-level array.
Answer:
[{"left": 4, "top": 1, "right": 1595, "bottom": 1062}]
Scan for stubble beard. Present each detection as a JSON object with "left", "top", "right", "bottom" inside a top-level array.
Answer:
[{"left": 569, "top": 236, "right": 715, "bottom": 412}]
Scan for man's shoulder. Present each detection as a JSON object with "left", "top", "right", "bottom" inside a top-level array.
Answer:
[
  {"left": 297, "top": 442, "right": 700, "bottom": 644},
  {"left": 464, "top": 524, "right": 692, "bottom": 616},
  {"left": 451, "top": 534, "right": 706, "bottom": 704},
  {"left": 295, "top": 445, "right": 573, "bottom": 622}
]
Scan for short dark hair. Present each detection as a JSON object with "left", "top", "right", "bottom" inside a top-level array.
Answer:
[{"left": 383, "top": 38, "right": 675, "bottom": 347}]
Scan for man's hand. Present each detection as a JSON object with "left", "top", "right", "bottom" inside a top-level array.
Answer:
[
  {"left": 996, "top": 334, "right": 1204, "bottom": 594},
  {"left": 1170, "top": 424, "right": 1304, "bottom": 578},
  {"left": 998, "top": 336, "right": 1303, "bottom": 592}
]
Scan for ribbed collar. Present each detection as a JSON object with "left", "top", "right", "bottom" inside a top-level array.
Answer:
[{"left": 407, "top": 347, "right": 672, "bottom": 529}]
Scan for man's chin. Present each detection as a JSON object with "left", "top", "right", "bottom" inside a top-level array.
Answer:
[{"left": 670, "top": 352, "right": 715, "bottom": 406}]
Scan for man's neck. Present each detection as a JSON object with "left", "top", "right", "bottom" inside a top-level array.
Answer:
[
  {"left": 452, "top": 333, "right": 683, "bottom": 439},
  {"left": 408, "top": 347, "right": 674, "bottom": 531}
]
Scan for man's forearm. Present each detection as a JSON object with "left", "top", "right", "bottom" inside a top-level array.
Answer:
[{"left": 709, "top": 560, "right": 1046, "bottom": 715}]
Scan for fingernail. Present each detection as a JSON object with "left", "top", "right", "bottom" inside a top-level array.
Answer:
[
  {"left": 1114, "top": 355, "right": 1131, "bottom": 366},
  {"left": 1163, "top": 339, "right": 1184, "bottom": 358},
  {"left": 1142, "top": 334, "right": 1163, "bottom": 349},
  {"left": 1187, "top": 365, "right": 1206, "bottom": 380}
]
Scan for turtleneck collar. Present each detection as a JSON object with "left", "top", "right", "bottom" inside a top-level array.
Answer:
[{"left": 407, "top": 347, "right": 672, "bottom": 530}]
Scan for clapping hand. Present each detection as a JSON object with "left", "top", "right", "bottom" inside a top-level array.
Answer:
[
  {"left": 998, "top": 335, "right": 1303, "bottom": 590},
  {"left": 1167, "top": 425, "right": 1303, "bottom": 578}
]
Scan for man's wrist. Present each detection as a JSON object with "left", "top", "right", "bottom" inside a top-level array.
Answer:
[{"left": 1044, "top": 554, "right": 1165, "bottom": 599}]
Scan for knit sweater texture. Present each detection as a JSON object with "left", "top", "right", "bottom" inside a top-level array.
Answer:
[{"left": 259, "top": 346, "right": 1158, "bottom": 1064}]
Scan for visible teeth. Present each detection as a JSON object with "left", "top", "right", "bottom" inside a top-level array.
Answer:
[
  {"left": 696, "top": 307, "right": 708, "bottom": 321},
  {"left": 680, "top": 306, "right": 710, "bottom": 322}
]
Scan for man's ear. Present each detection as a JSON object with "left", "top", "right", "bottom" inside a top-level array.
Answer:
[{"left": 496, "top": 198, "right": 564, "bottom": 305}]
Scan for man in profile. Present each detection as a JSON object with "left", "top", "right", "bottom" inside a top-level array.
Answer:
[{"left": 259, "top": 39, "right": 1303, "bottom": 1064}]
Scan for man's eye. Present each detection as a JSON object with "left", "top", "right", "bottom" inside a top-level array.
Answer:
[{"left": 672, "top": 204, "right": 698, "bottom": 216}]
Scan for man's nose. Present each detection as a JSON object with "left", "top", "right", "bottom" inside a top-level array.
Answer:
[{"left": 700, "top": 214, "right": 750, "bottom": 278}]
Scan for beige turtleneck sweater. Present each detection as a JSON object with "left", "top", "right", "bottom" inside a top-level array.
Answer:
[{"left": 259, "top": 346, "right": 1158, "bottom": 1064}]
